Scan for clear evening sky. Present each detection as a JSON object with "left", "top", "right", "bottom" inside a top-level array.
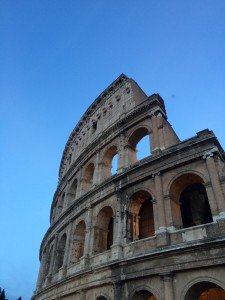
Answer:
[{"left": 0, "top": 1, "right": 225, "bottom": 299}]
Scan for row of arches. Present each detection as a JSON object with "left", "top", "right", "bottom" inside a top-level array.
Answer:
[
  {"left": 129, "top": 282, "right": 225, "bottom": 300},
  {"left": 44, "top": 174, "right": 215, "bottom": 282},
  {"left": 60, "top": 282, "right": 225, "bottom": 300},
  {"left": 53, "top": 128, "right": 151, "bottom": 222}
]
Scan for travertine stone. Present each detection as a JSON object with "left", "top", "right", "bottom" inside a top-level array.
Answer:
[{"left": 33, "top": 75, "right": 225, "bottom": 300}]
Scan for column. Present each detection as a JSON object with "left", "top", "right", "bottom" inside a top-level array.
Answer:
[
  {"left": 163, "top": 195, "right": 173, "bottom": 229},
  {"left": 84, "top": 205, "right": 93, "bottom": 257},
  {"left": 93, "top": 151, "right": 100, "bottom": 186},
  {"left": 47, "top": 233, "right": 59, "bottom": 282},
  {"left": 204, "top": 154, "right": 225, "bottom": 215},
  {"left": 117, "top": 133, "right": 126, "bottom": 172},
  {"left": 79, "top": 290, "right": 86, "bottom": 300},
  {"left": 62, "top": 221, "right": 73, "bottom": 275},
  {"left": 151, "top": 115, "right": 160, "bottom": 151},
  {"left": 35, "top": 248, "right": 48, "bottom": 291},
  {"left": 153, "top": 173, "right": 166, "bottom": 231},
  {"left": 111, "top": 192, "right": 124, "bottom": 259},
  {"left": 204, "top": 182, "right": 218, "bottom": 217},
  {"left": 113, "top": 281, "right": 123, "bottom": 300},
  {"left": 161, "top": 273, "right": 174, "bottom": 300},
  {"left": 156, "top": 113, "right": 165, "bottom": 149},
  {"left": 151, "top": 198, "right": 159, "bottom": 231},
  {"left": 125, "top": 144, "right": 136, "bottom": 167},
  {"left": 113, "top": 192, "right": 123, "bottom": 245},
  {"left": 132, "top": 213, "right": 136, "bottom": 241}
]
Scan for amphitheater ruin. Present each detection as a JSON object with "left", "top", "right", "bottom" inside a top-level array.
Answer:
[{"left": 33, "top": 74, "right": 225, "bottom": 300}]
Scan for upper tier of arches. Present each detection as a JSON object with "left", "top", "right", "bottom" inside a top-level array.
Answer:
[{"left": 59, "top": 74, "right": 149, "bottom": 180}]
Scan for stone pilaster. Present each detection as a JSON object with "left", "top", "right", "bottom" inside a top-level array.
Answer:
[
  {"left": 204, "top": 182, "right": 219, "bottom": 217},
  {"left": 113, "top": 281, "right": 123, "bottom": 300},
  {"left": 47, "top": 233, "right": 59, "bottom": 282},
  {"left": 111, "top": 191, "right": 124, "bottom": 259},
  {"left": 153, "top": 172, "right": 166, "bottom": 231},
  {"left": 156, "top": 113, "right": 165, "bottom": 149},
  {"left": 151, "top": 198, "right": 159, "bottom": 231},
  {"left": 204, "top": 153, "right": 225, "bottom": 219},
  {"left": 84, "top": 205, "right": 93, "bottom": 261},
  {"left": 151, "top": 115, "right": 160, "bottom": 151},
  {"left": 161, "top": 273, "right": 174, "bottom": 300},
  {"left": 163, "top": 194, "right": 175, "bottom": 230},
  {"left": 93, "top": 151, "right": 100, "bottom": 186},
  {"left": 35, "top": 248, "right": 48, "bottom": 291},
  {"left": 62, "top": 221, "right": 73, "bottom": 276},
  {"left": 117, "top": 133, "right": 126, "bottom": 172}
]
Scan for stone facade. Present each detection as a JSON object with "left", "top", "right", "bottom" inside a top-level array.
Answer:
[{"left": 33, "top": 74, "right": 225, "bottom": 300}]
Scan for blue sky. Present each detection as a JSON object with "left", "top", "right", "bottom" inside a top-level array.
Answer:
[{"left": 0, "top": 1, "right": 225, "bottom": 299}]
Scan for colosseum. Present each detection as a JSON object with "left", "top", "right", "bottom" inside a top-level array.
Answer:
[{"left": 33, "top": 74, "right": 225, "bottom": 300}]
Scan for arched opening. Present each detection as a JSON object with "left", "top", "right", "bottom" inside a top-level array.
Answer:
[
  {"left": 94, "top": 206, "right": 114, "bottom": 254},
  {"left": 184, "top": 281, "right": 225, "bottom": 300},
  {"left": 139, "top": 199, "right": 155, "bottom": 239},
  {"left": 96, "top": 297, "right": 108, "bottom": 300},
  {"left": 132, "top": 290, "right": 157, "bottom": 300},
  {"left": 128, "top": 127, "right": 150, "bottom": 165},
  {"left": 170, "top": 174, "right": 213, "bottom": 229},
  {"left": 54, "top": 233, "right": 67, "bottom": 273},
  {"left": 44, "top": 245, "right": 53, "bottom": 278},
  {"left": 101, "top": 145, "right": 118, "bottom": 180},
  {"left": 180, "top": 183, "right": 213, "bottom": 228},
  {"left": 82, "top": 163, "right": 95, "bottom": 192},
  {"left": 111, "top": 153, "right": 118, "bottom": 175},
  {"left": 67, "top": 178, "right": 78, "bottom": 206},
  {"left": 127, "top": 191, "right": 154, "bottom": 242},
  {"left": 70, "top": 221, "right": 86, "bottom": 264},
  {"left": 57, "top": 192, "right": 65, "bottom": 216},
  {"left": 51, "top": 200, "right": 58, "bottom": 223},
  {"left": 137, "top": 135, "right": 151, "bottom": 161}
]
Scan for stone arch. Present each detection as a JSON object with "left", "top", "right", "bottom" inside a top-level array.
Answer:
[
  {"left": 54, "top": 233, "right": 67, "bottom": 273},
  {"left": 57, "top": 192, "right": 65, "bottom": 216},
  {"left": 169, "top": 173, "right": 213, "bottom": 229},
  {"left": 94, "top": 206, "right": 114, "bottom": 254},
  {"left": 126, "top": 190, "right": 155, "bottom": 242},
  {"left": 44, "top": 244, "right": 53, "bottom": 278},
  {"left": 101, "top": 145, "right": 118, "bottom": 180},
  {"left": 70, "top": 220, "right": 86, "bottom": 264},
  {"left": 127, "top": 126, "right": 151, "bottom": 165},
  {"left": 95, "top": 293, "right": 110, "bottom": 300},
  {"left": 67, "top": 177, "right": 78, "bottom": 206},
  {"left": 82, "top": 162, "right": 95, "bottom": 193},
  {"left": 129, "top": 285, "right": 159, "bottom": 300},
  {"left": 182, "top": 278, "right": 225, "bottom": 300}
]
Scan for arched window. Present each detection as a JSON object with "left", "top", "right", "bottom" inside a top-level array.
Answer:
[
  {"left": 139, "top": 199, "right": 155, "bottom": 239},
  {"left": 128, "top": 127, "right": 151, "bottom": 165},
  {"left": 111, "top": 153, "right": 118, "bottom": 175},
  {"left": 184, "top": 281, "right": 225, "bottom": 300},
  {"left": 127, "top": 191, "right": 155, "bottom": 242},
  {"left": 101, "top": 145, "right": 118, "bottom": 181},
  {"left": 70, "top": 221, "right": 86, "bottom": 264},
  {"left": 54, "top": 234, "right": 67, "bottom": 273},
  {"left": 51, "top": 200, "right": 58, "bottom": 223},
  {"left": 58, "top": 192, "right": 65, "bottom": 216},
  {"left": 131, "top": 290, "right": 157, "bottom": 300},
  {"left": 170, "top": 174, "right": 213, "bottom": 229},
  {"left": 67, "top": 178, "right": 78, "bottom": 206},
  {"left": 45, "top": 245, "right": 53, "bottom": 278},
  {"left": 82, "top": 163, "right": 95, "bottom": 192},
  {"left": 137, "top": 135, "right": 151, "bottom": 161},
  {"left": 94, "top": 206, "right": 114, "bottom": 254},
  {"left": 180, "top": 183, "right": 213, "bottom": 228}
]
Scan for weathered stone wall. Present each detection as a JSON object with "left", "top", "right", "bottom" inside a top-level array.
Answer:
[{"left": 33, "top": 75, "right": 225, "bottom": 300}]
